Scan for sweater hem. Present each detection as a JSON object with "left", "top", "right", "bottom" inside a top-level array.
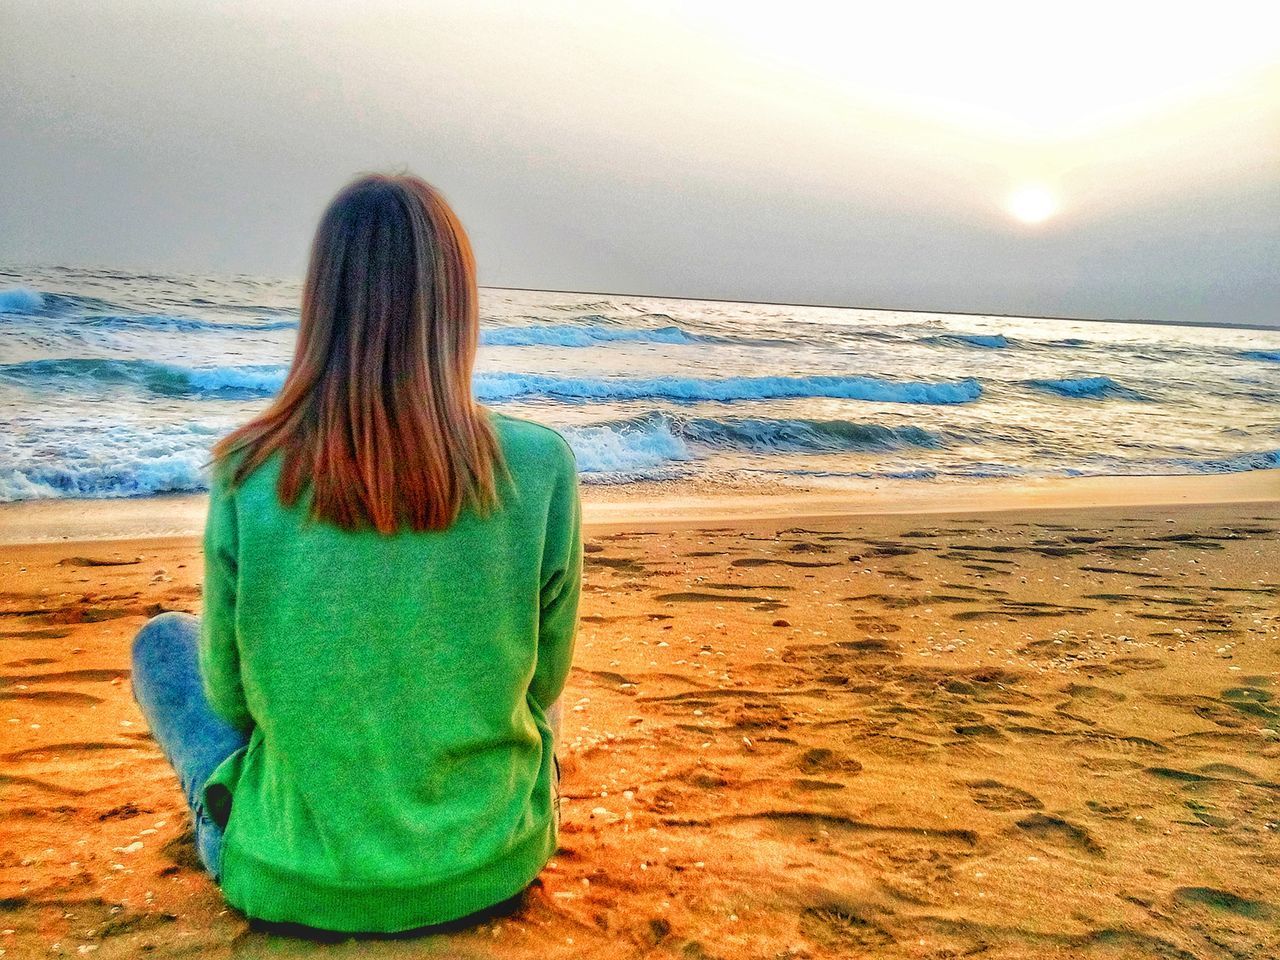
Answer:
[{"left": 218, "top": 818, "right": 557, "bottom": 933}]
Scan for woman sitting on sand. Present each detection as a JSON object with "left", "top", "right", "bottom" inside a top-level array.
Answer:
[{"left": 129, "top": 173, "right": 582, "bottom": 934}]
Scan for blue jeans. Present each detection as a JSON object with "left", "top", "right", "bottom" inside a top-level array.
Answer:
[
  {"left": 130, "top": 611, "right": 564, "bottom": 883},
  {"left": 130, "top": 612, "right": 247, "bottom": 879}
]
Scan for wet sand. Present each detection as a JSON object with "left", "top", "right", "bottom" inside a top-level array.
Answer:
[{"left": 2, "top": 492, "right": 1279, "bottom": 958}]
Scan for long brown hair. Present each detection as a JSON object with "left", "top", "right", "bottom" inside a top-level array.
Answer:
[{"left": 213, "top": 173, "right": 502, "bottom": 533}]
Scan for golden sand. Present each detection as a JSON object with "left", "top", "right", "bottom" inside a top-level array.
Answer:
[{"left": 1, "top": 482, "right": 1278, "bottom": 958}]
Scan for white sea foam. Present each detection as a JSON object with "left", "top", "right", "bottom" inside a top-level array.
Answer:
[
  {"left": 0, "top": 422, "right": 219, "bottom": 502},
  {"left": 562, "top": 418, "right": 694, "bottom": 481},
  {"left": 475, "top": 372, "right": 982, "bottom": 404}
]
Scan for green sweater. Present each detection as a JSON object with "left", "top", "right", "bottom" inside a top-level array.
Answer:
[{"left": 197, "top": 412, "right": 582, "bottom": 932}]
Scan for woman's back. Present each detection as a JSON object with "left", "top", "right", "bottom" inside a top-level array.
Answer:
[{"left": 198, "top": 411, "right": 581, "bottom": 930}]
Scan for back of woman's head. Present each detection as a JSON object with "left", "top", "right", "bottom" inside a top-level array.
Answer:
[{"left": 214, "top": 173, "right": 501, "bottom": 532}]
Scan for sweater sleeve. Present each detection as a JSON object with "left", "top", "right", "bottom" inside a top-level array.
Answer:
[
  {"left": 198, "top": 463, "right": 254, "bottom": 733},
  {"left": 530, "top": 441, "right": 583, "bottom": 710}
]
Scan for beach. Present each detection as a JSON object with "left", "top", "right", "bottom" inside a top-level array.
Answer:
[{"left": 3, "top": 473, "right": 1278, "bottom": 959}]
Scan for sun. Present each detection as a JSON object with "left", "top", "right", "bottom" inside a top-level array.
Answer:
[{"left": 1006, "top": 184, "right": 1059, "bottom": 225}]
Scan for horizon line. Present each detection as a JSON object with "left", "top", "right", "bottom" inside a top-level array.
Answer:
[{"left": 3, "top": 262, "right": 1275, "bottom": 332}]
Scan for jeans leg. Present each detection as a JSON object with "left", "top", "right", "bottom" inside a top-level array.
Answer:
[{"left": 131, "top": 611, "right": 248, "bottom": 880}]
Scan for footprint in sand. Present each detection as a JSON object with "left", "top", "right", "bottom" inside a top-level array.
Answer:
[
  {"left": 792, "top": 778, "right": 846, "bottom": 791},
  {"left": 965, "top": 779, "right": 1043, "bottom": 811},
  {"left": 579, "top": 669, "right": 637, "bottom": 688},
  {"left": 732, "top": 557, "right": 839, "bottom": 569},
  {"left": 49, "top": 606, "right": 137, "bottom": 624},
  {"left": 799, "top": 900, "right": 895, "bottom": 949},
  {"left": 653, "top": 591, "right": 778, "bottom": 604},
  {"left": 1079, "top": 565, "right": 1164, "bottom": 579},
  {"left": 852, "top": 619, "right": 901, "bottom": 634},
  {"left": 0, "top": 628, "right": 73, "bottom": 641},
  {"left": 0, "top": 771, "right": 88, "bottom": 795},
  {"left": 2, "top": 740, "right": 141, "bottom": 763},
  {"left": 1014, "top": 813, "right": 1103, "bottom": 856},
  {"left": 1021, "top": 636, "right": 1090, "bottom": 654},
  {"left": 857, "top": 545, "right": 918, "bottom": 558},
  {"left": 1109, "top": 656, "right": 1164, "bottom": 671},
  {"left": 584, "top": 554, "right": 647, "bottom": 574},
  {"left": 952, "top": 723, "right": 1005, "bottom": 739},
  {"left": 0, "top": 668, "right": 129, "bottom": 686},
  {"left": 881, "top": 569, "right": 924, "bottom": 582},
  {"left": 55, "top": 556, "right": 141, "bottom": 567},
  {"left": 702, "top": 582, "right": 795, "bottom": 592},
  {"left": 843, "top": 593, "right": 923, "bottom": 609},
  {"left": 796, "top": 747, "right": 863, "bottom": 776},
  {"left": 787, "top": 541, "right": 832, "bottom": 554},
  {"left": 1172, "top": 887, "right": 1277, "bottom": 921},
  {"left": 781, "top": 639, "right": 901, "bottom": 672},
  {"left": 1085, "top": 799, "right": 1133, "bottom": 820},
  {"left": 653, "top": 590, "right": 788, "bottom": 613},
  {"left": 1219, "top": 687, "right": 1280, "bottom": 723},
  {"left": 0, "top": 690, "right": 102, "bottom": 705},
  {"left": 97, "top": 800, "right": 153, "bottom": 821},
  {"left": 1144, "top": 765, "right": 1279, "bottom": 789},
  {"left": 1060, "top": 683, "right": 1125, "bottom": 704}
]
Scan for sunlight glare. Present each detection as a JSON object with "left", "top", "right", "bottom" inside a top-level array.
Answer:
[{"left": 1006, "top": 184, "right": 1059, "bottom": 225}]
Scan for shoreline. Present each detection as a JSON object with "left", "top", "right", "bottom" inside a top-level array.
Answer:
[{"left": 1, "top": 468, "right": 1276, "bottom": 545}]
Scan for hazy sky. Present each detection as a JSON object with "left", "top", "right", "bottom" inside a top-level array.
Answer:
[{"left": 2, "top": 1, "right": 1278, "bottom": 324}]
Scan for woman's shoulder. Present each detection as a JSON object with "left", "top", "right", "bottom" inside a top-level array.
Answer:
[
  {"left": 206, "top": 445, "right": 283, "bottom": 502},
  {"left": 489, "top": 411, "right": 576, "bottom": 471}
]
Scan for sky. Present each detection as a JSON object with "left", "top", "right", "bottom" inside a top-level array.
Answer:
[{"left": 1, "top": 0, "right": 1278, "bottom": 325}]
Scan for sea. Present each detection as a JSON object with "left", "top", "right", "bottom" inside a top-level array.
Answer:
[{"left": 1, "top": 264, "right": 1278, "bottom": 502}]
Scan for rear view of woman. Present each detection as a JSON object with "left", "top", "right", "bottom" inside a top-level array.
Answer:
[{"left": 129, "top": 173, "right": 582, "bottom": 933}]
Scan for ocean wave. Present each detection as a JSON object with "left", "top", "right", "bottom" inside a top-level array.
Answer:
[
  {"left": 557, "top": 411, "right": 948, "bottom": 482},
  {"left": 1200, "top": 449, "right": 1280, "bottom": 472},
  {"left": 1060, "top": 448, "right": 1280, "bottom": 478},
  {"left": 568, "top": 411, "right": 943, "bottom": 466},
  {"left": 561, "top": 419, "right": 694, "bottom": 482},
  {"left": 0, "top": 287, "right": 298, "bottom": 327},
  {"left": 0, "top": 408, "right": 950, "bottom": 498},
  {"left": 475, "top": 372, "right": 983, "bottom": 405},
  {"left": 0, "top": 422, "right": 219, "bottom": 502},
  {"left": 921, "top": 333, "right": 1013, "bottom": 349},
  {"left": 0, "top": 288, "right": 45, "bottom": 312},
  {"left": 668, "top": 413, "right": 944, "bottom": 451},
  {"left": 3, "top": 417, "right": 1274, "bottom": 502},
  {"left": 73, "top": 314, "right": 298, "bottom": 333},
  {"left": 0, "top": 358, "right": 289, "bottom": 397},
  {"left": 1, "top": 290, "right": 126, "bottom": 315},
  {"left": 1022, "top": 376, "right": 1147, "bottom": 400},
  {"left": 481, "top": 322, "right": 703, "bottom": 347},
  {"left": 0, "top": 358, "right": 981, "bottom": 406},
  {"left": 1241, "top": 349, "right": 1280, "bottom": 363}
]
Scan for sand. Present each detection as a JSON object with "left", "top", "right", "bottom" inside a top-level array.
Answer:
[{"left": 2, "top": 480, "right": 1279, "bottom": 959}]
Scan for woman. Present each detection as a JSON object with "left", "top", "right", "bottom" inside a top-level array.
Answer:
[{"left": 129, "top": 173, "right": 582, "bottom": 934}]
